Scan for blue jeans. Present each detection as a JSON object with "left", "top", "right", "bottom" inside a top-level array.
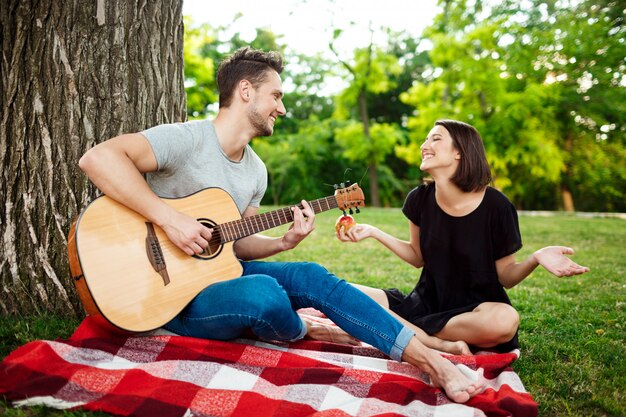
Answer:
[{"left": 164, "top": 261, "right": 414, "bottom": 362}]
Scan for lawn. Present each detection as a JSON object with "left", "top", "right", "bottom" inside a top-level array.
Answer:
[{"left": 1, "top": 209, "right": 624, "bottom": 416}]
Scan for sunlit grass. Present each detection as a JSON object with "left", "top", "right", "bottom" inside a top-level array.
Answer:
[{"left": 2, "top": 209, "right": 624, "bottom": 416}]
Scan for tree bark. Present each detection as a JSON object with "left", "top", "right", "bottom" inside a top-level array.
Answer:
[
  {"left": 561, "top": 134, "right": 576, "bottom": 212},
  {"left": 0, "top": 0, "right": 186, "bottom": 315},
  {"left": 357, "top": 90, "right": 381, "bottom": 207}
]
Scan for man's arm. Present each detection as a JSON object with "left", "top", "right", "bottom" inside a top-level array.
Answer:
[
  {"left": 234, "top": 201, "right": 315, "bottom": 260},
  {"left": 79, "top": 133, "right": 212, "bottom": 256}
]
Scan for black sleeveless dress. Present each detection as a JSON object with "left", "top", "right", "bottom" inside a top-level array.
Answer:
[{"left": 384, "top": 183, "right": 523, "bottom": 352}]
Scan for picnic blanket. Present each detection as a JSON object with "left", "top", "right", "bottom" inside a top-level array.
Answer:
[{"left": 0, "top": 310, "right": 537, "bottom": 417}]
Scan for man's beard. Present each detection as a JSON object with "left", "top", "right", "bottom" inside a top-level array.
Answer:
[{"left": 247, "top": 104, "right": 273, "bottom": 137}]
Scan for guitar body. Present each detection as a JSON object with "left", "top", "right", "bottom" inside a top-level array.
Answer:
[{"left": 69, "top": 188, "right": 243, "bottom": 333}]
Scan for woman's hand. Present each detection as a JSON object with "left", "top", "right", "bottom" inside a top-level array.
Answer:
[
  {"left": 534, "top": 246, "right": 590, "bottom": 277},
  {"left": 336, "top": 223, "right": 377, "bottom": 243}
]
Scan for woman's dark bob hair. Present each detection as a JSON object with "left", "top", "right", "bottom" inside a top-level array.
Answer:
[{"left": 435, "top": 119, "right": 492, "bottom": 192}]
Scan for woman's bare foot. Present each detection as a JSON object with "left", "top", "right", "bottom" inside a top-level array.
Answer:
[
  {"left": 304, "top": 319, "right": 361, "bottom": 345},
  {"left": 402, "top": 337, "right": 484, "bottom": 403},
  {"left": 438, "top": 339, "right": 472, "bottom": 356}
]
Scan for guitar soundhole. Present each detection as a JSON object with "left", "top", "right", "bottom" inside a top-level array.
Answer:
[{"left": 193, "top": 218, "right": 223, "bottom": 260}]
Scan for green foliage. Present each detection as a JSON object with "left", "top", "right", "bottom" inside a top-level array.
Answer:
[
  {"left": 397, "top": 0, "right": 625, "bottom": 211},
  {"left": 333, "top": 46, "right": 402, "bottom": 120},
  {"left": 183, "top": 18, "right": 286, "bottom": 120},
  {"left": 253, "top": 117, "right": 355, "bottom": 205},
  {"left": 179, "top": 3, "right": 624, "bottom": 211},
  {"left": 335, "top": 121, "right": 405, "bottom": 165},
  {"left": 492, "top": 0, "right": 626, "bottom": 210},
  {"left": 280, "top": 52, "right": 337, "bottom": 134},
  {"left": 183, "top": 18, "right": 217, "bottom": 120}
]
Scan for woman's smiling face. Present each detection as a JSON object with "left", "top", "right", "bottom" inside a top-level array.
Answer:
[{"left": 419, "top": 125, "right": 461, "bottom": 174}]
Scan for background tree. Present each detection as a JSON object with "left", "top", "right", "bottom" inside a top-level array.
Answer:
[
  {"left": 499, "top": 0, "right": 626, "bottom": 211},
  {"left": 183, "top": 19, "right": 286, "bottom": 120},
  {"left": 397, "top": 0, "right": 625, "bottom": 211},
  {"left": 255, "top": 52, "right": 351, "bottom": 204},
  {"left": 0, "top": 0, "right": 186, "bottom": 315},
  {"left": 330, "top": 28, "right": 405, "bottom": 207},
  {"left": 184, "top": 18, "right": 217, "bottom": 120}
]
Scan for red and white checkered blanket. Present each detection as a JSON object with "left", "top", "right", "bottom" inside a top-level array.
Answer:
[{"left": 0, "top": 311, "right": 537, "bottom": 416}]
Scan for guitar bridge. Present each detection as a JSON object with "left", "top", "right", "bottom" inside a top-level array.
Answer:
[{"left": 145, "top": 222, "right": 170, "bottom": 286}]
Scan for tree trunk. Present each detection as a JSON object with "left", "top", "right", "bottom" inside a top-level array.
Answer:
[
  {"left": 0, "top": 0, "right": 186, "bottom": 316},
  {"left": 561, "top": 133, "right": 575, "bottom": 212},
  {"left": 358, "top": 90, "right": 380, "bottom": 207},
  {"left": 561, "top": 185, "right": 575, "bottom": 212}
]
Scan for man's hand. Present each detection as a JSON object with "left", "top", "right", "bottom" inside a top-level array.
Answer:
[
  {"left": 281, "top": 200, "right": 315, "bottom": 250},
  {"left": 161, "top": 210, "right": 213, "bottom": 256},
  {"left": 534, "top": 246, "right": 590, "bottom": 277}
]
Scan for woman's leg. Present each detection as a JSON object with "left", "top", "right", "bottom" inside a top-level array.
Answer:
[
  {"left": 436, "top": 302, "right": 519, "bottom": 347},
  {"left": 164, "top": 275, "right": 306, "bottom": 342},
  {"left": 350, "top": 283, "right": 471, "bottom": 355}
]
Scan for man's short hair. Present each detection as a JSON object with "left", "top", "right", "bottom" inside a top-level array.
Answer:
[{"left": 216, "top": 47, "right": 284, "bottom": 108}]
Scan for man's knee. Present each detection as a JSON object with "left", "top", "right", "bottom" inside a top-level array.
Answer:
[
  {"left": 240, "top": 275, "right": 292, "bottom": 319},
  {"left": 297, "top": 262, "right": 344, "bottom": 289}
]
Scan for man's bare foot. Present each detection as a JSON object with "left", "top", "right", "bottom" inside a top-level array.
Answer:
[
  {"left": 429, "top": 360, "right": 485, "bottom": 403},
  {"left": 304, "top": 320, "right": 361, "bottom": 346},
  {"left": 402, "top": 338, "right": 484, "bottom": 403}
]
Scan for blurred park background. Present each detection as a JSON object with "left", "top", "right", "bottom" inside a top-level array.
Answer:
[
  {"left": 1, "top": 1, "right": 624, "bottom": 415},
  {"left": 182, "top": 0, "right": 625, "bottom": 212},
  {"left": 1, "top": 0, "right": 623, "bottom": 326}
]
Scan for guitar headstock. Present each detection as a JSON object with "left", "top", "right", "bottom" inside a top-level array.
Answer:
[{"left": 334, "top": 183, "right": 365, "bottom": 212}]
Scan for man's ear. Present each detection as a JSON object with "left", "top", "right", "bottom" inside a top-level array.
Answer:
[{"left": 239, "top": 79, "right": 252, "bottom": 101}]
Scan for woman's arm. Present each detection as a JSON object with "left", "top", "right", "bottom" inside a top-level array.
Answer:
[
  {"left": 339, "top": 221, "right": 424, "bottom": 268},
  {"left": 496, "top": 246, "right": 590, "bottom": 289}
]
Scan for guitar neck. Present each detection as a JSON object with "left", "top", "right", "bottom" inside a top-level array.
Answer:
[{"left": 216, "top": 196, "right": 339, "bottom": 243}]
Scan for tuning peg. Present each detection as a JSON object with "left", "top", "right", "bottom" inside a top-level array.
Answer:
[
  {"left": 346, "top": 180, "right": 351, "bottom": 187},
  {"left": 349, "top": 208, "right": 353, "bottom": 215},
  {"left": 356, "top": 207, "right": 360, "bottom": 214},
  {"left": 340, "top": 182, "right": 345, "bottom": 188},
  {"left": 333, "top": 184, "right": 339, "bottom": 190},
  {"left": 342, "top": 210, "right": 347, "bottom": 215}
]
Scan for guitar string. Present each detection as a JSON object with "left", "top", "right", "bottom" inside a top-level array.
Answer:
[{"left": 204, "top": 192, "right": 361, "bottom": 247}]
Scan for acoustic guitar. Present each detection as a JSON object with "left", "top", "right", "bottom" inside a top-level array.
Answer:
[{"left": 67, "top": 184, "right": 365, "bottom": 333}]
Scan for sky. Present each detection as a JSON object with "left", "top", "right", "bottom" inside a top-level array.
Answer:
[{"left": 182, "top": 0, "right": 441, "bottom": 56}]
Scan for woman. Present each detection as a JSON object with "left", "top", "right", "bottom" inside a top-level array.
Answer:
[{"left": 338, "top": 119, "right": 589, "bottom": 352}]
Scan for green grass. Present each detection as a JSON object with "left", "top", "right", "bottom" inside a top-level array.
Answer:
[{"left": 2, "top": 209, "right": 625, "bottom": 416}]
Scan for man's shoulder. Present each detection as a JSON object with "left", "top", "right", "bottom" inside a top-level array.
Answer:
[
  {"left": 245, "top": 144, "right": 267, "bottom": 170},
  {"left": 143, "top": 118, "right": 212, "bottom": 133},
  {"left": 142, "top": 119, "right": 214, "bottom": 145}
]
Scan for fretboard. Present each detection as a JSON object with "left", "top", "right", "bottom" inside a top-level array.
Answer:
[{"left": 216, "top": 195, "right": 339, "bottom": 243}]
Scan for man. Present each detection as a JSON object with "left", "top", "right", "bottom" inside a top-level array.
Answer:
[{"left": 79, "top": 47, "right": 483, "bottom": 403}]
